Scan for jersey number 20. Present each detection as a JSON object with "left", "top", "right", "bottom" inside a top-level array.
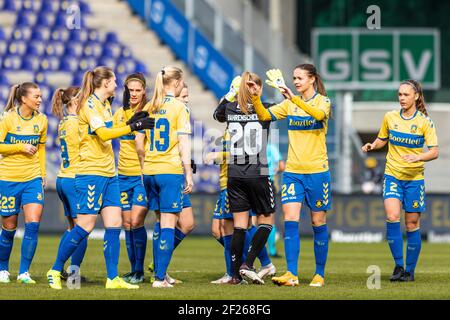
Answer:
[{"left": 229, "top": 122, "right": 263, "bottom": 156}]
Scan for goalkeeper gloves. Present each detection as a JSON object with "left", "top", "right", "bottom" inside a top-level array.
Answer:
[
  {"left": 265, "top": 69, "right": 286, "bottom": 92},
  {"left": 224, "top": 76, "right": 242, "bottom": 102},
  {"left": 123, "top": 86, "right": 131, "bottom": 110},
  {"left": 129, "top": 117, "right": 155, "bottom": 131},
  {"left": 126, "top": 111, "right": 149, "bottom": 125}
]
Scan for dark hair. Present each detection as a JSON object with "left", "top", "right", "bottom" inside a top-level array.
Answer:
[
  {"left": 400, "top": 79, "right": 427, "bottom": 116},
  {"left": 51, "top": 86, "right": 80, "bottom": 119},
  {"left": 295, "top": 63, "right": 327, "bottom": 96},
  {"left": 78, "top": 66, "right": 115, "bottom": 113},
  {"left": 5, "top": 82, "right": 40, "bottom": 112},
  {"left": 124, "top": 72, "right": 147, "bottom": 112},
  {"left": 238, "top": 71, "right": 262, "bottom": 115}
]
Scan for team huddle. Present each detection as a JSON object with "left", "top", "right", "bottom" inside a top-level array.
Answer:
[{"left": 0, "top": 61, "right": 438, "bottom": 289}]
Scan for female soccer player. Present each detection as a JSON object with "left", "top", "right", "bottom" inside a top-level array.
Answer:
[
  {"left": 250, "top": 64, "right": 331, "bottom": 287},
  {"left": 113, "top": 73, "right": 149, "bottom": 284},
  {"left": 0, "top": 82, "right": 47, "bottom": 284},
  {"left": 136, "top": 66, "right": 193, "bottom": 288},
  {"left": 213, "top": 71, "right": 276, "bottom": 285},
  {"left": 52, "top": 86, "right": 89, "bottom": 279},
  {"left": 362, "top": 80, "right": 438, "bottom": 282},
  {"left": 140, "top": 83, "right": 194, "bottom": 285},
  {"left": 46, "top": 66, "right": 154, "bottom": 290}
]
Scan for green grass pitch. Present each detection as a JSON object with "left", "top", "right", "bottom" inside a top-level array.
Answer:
[{"left": 1, "top": 235, "right": 450, "bottom": 300}]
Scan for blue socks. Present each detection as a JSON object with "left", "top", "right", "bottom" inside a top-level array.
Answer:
[
  {"left": 132, "top": 226, "right": 147, "bottom": 273},
  {"left": 124, "top": 229, "right": 136, "bottom": 273},
  {"left": 223, "top": 234, "right": 233, "bottom": 276},
  {"left": 152, "top": 222, "right": 161, "bottom": 275},
  {"left": 103, "top": 228, "right": 121, "bottom": 280},
  {"left": 0, "top": 228, "right": 16, "bottom": 271},
  {"left": 406, "top": 229, "right": 421, "bottom": 275},
  {"left": 174, "top": 228, "right": 186, "bottom": 249},
  {"left": 19, "top": 222, "right": 40, "bottom": 274},
  {"left": 313, "top": 224, "right": 329, "bottom": 277},
  {"left": 53, "top": 225, "right": 89, "bottom": 272},
  {"left": 71, "top": 236, "right": 87, "bottom": 268},
  {"left": 156, "top": 228, "right": 175, "bottom": 281},
  {"left": 58, "top": 230, "right": 70, "bottom": 254},
  {"left": 267, "top": 225, "right": 277, "bottom": 256},
  {"left": 386, "top": 221, "right": 404, "bottom": 267},
  {"left": 284, "top": 221, "right": 300, "bottom": 276}
]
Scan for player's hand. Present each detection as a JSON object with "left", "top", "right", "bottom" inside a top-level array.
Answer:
[
  {"left": 265, "top": 69, "right": 286, "bottom": 92},
  {"left": 224, "top": 76, "right": 242, "bottom": 102},
  {"left": 184, "top": 173, "right": 194, "bottom": 194},
  {"left": 123, "top": 86, "right": 131, "bottom": 110},
  {"left": 22, "top": 144, "right": 37, "bottom": 156},
  {"left": 278, "top": 84, "right": 295, "bottom": 100},
  {"left": 130, "top": 117, "right": 155, "bottom": 131},
  {"left": 402, "top": 154, "right": 422, "bottom": 163},
  {"left": 126, "top": 111, "right": 149, "bottom": 125},
  {"left": 361, "top": 143, "right": 375, "bottom": 153},
  {"left": 246, "top": 80, "right": 262, "bottom": 96}
]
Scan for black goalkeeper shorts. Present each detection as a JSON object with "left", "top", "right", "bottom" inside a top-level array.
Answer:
[{"left": 227, "top": 176, "right": 275, "bottom": 215}]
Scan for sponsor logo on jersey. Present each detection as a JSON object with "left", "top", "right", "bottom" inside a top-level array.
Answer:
[
  {"left": 412, "top": 200, "right": 419, "bottom": 209},
  {"left": 315, "top": 200, "right": 323, "bottom": 208},
  {"left": 37, "top": 193, "right": 43, "bottom": 201},
  {"left": 410, "top": 124, "right": 418, "bottom": 134},
  {"left": 34, "top": 125, "right": 39, "bottom": 134}
]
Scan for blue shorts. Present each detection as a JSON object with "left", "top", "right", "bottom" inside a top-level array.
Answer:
[
  {"left": 75, "top": 175, "right": 121, "bottom": 215},
  {"left": 56, "top": 177, "right": 78, "bottom": 218},
  {"left": 383, "top": 174, "right": 425, "bottom": 213},
  {"left": 183, "top": 193, "right": 192, "bottom": 209},
  {"left": 144, "top": 174, "right": 184, "bottom": 213},
  {"left": 118, "top": 175, "right": 148, "bottom": 211},
  {"left": 281, "top": 171, "right": 331, "bottom": 211},
  {"left": 0, "top": 178, "right": 44, "bottom": 216},
  {"left": 213, "top": 189, "right": 233, "bottom": 220}
]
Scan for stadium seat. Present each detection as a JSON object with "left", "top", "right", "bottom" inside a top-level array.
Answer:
[
  {"left": 2, "top": 0, "right": 20, "bottom": 11},
  {"left": 64, "top": 42, "right": 83, "bottom": 57},
  {"left": 40, "top": 0, "right": 60, "bottom": 13},
  {"left": 102, "top": 43, "right": 122, "bottom": 59},
  {"left": 0, "top": 73, "right": 8, "bottom": 85},
  {"left": 22, "top": 0, "right": 42, "bottom": 12},
  {"left": 26, "top": 40, "right": 46, "bottom": 56},
  {"left": 121, "top": 46, "right": 133, "bottom": 59},
  {"left": 83, "top": 41, "right": 103, "bottom": 57},
  {"left": 78, "top": 56, "right": 97, "bottom": 72},
  {"left": 0, "top": 40, "right": 7, "bottom": 56},
  {"left": 34, "top": 71, "right": 48, "bottom": 85},
  {"left": 15, "top": 12, "right": 36, "bottom": 27},
  {"left": 98, "top": 57, "right": 117, "bottom": 70},
  {"left": 45, "top": 41, "right": 65, "bottom": 56},
  {"left": 20, "top": 55, "right": 40, "bottom": 72},
  {"left": 0, "top": 27, "right": 5, "bottom": 41},
  {"left": 40, "top": 55, "right": 60, "bottom": 71},
  {"left": 71, "top": 72, "right": 85, "bottom": 85},
  {"left": 60, "top": 55, "right": 79, "bottom": 73},
  {"left": 11, "top": 26, "right": 32, "bottom": 41},
  {"left": 50, "top": 27, "right": 70, "bottom": 42},
  {"left": 2, "top": 54, "right": 22, "bottom": 70},
  {"left": 105, "top": 32, "right": 119, "bottom": 44},
  {"left": 7, "top": 40, "right": 27, "bottom": 56},
  {"left": 37, "top": 12, "right": 56, "bottom": 28},
  {"left": 78, "top": 1, "right": 91, "bottom": 14},
  {"left": 53, "top": 14, "right": 68, "bottom": 29},
  {"left": 135, "top": 61, "right": 148, "bottom": 74},
  {"left": 88, "top": 29, "right": 101, "bottom": 42},
  {"left": 31, "top": 27, "right": 51, "bottom": 41},
  {"left": 0, "top": 84, "right": 11, "bottom": 102},
  {"left": 69, "top": 29, "right": 89, "bottom": 42}
]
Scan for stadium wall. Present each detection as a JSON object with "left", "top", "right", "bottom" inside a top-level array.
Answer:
[{"left": 24, "top": 192, "right": 450, "bottom": 242}]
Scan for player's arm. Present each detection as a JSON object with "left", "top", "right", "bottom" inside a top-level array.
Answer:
[
  {"left": 213, "top": 98, "right": 229, "bottom": 123},
  {"left": 135, "top": 131, "right": 146, "bottom": 171},
  {"left": 177, "top": 105, "right": 194, "bottom": 193},
  {"left": 290, "top": 96, "right": 326, "bottom": 121},
  {"left": 94, "top": 117, "right": 154, "bottom": 141}
]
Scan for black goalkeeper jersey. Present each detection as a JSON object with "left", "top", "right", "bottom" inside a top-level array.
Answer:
[{"left": 213, "top": 98, "right": 273, "bottom": 178}]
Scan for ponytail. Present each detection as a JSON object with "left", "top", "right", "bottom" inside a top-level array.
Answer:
[
  {"left": 401, "top": 80, "right": 427, "bottom": 116},
  {"left": 4, "top": 82, "right": 39, "bottom": 112},
  {"left": 148, "top": 66, "right": 183, "bottom": 114},
  {"left": 52, "top": 86, "right": 80, "bottom": 119},
  {"left": 238, "top": 71, "right": 262, "bottom": 115},
  {"left": 77, "top": 66, "right": 115, "bottom": 113},
  {"left": 314, "top": 73, "right": 327, "bottom": 96}
]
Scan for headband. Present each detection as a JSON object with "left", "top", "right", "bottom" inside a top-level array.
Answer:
[
  {"left": 125, "top": 77, "right": 146, "bottom": 87},
  {"left": 401, "top": 81, "right": 418, "bottom": 92}
]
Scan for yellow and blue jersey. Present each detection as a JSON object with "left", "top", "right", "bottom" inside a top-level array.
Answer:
[
  {"left": 0, "top": 108, "right": 47, "bottom": 182},
  {"left": 77, "top": 93, "right": 115, "bottom": 177},
  {"left": 57, "top": 114, "right": 80, "bottom": 178},
  {"left": 266, "top": 93, "right": 331, "bottom": 174},
  {"left": 142, "top": 95, "right": 191, "bottom": 175},
  {"left": 378, "top": 109, "right": 438, "bottom": 181},
  {"left": 113, "top": 106, "right": 142, "bottom": 176}
]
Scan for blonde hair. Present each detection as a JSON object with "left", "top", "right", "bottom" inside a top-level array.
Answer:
[
  {"left": 51, "top": 86, "right": 80, "bottom": 119},
  {"left": 77, "top": 66, "right": 115, "bottom": 113},
  {"left": 5, "top": 82, "right": 39, "bottom": 112},
  {"left": 148, "top": 66, "right": 183, "bottom": 114},
  {"left": 238, "top": 71, "right": 262, "bottom": 115}
]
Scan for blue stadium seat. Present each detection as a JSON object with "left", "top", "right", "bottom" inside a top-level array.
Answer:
[
  {"left": 34, "top": 71, "right": 49, "bottom": 85},
  {"left": 15, "top": 11, "right": 36, "bottom": 27},
  {"left": 45, "top": 41, "right": 65, "bottom": 56},
  {"left": 21, "top": 55, "right": 40, "bottom": 71},
  {"left": 105, "top": 32, "right": 119, "bottom": 44},
  {"left": 2, "top": 54, "right": 22, "bottom": 70},
  {"left": 69, "top": 29, "right": 89, "bottom": 42},
  {"left": 121, "top": 46, "right": 133, "bottom": 59},
  {"left": 38, "top": 84, "right": 52, "bottom": 103},
  {"left": 78, "top": 1, "right": 91, "bottom": 14},
  {"left": 88, "top": 29, "right": 101, "bottom": 42},
  {"left": 78, "top": 56, "right": 97, "bottom": 72},
  {"left": 26, "top": 40, "right": 46, "bottom": 56},
  {"left": 40, "top": 55, "right": 60, "bottom": 71},
  {"left": 53, "top": 14, "right": 67, "bottom": 28},
  {"left": 0, "top": 40, "right": 7, "bottom": 55},
  {"left": 83, "top": 41, "right": 102, "bottom": 57},
  {"left": 11, "top": 26, "right": 32, "bottom": 41},
  {"left": 36, "top": 12, "right": 56, "bottom": 27},
  {"left": 135, "top": 61, "right": 147, "bottom": 74},
  {"left": 98, "top": 57, "right": 117, "bottom": 70},
  {"left": 71, "top": 72, "right": 85, "bottom": 85},
  {"left": 0, "top": 73, "right": 8, "bottom": 85},
  {"left": 40, "top": 0, "right": 60, "bottom": 13},
  {"left": 0, "top": 27, "right": 6, "bottom": 41},
  {"left": 22, "top": 0, "right": 42, "bottom": 12},
  {"left": 60, "top": 55, "right": 79, "bottom": 72},
  {"left": 0, "top": 84, "right": 11, "bottom": 102},
  {"left": 7, "top": 40, "right": 27, "bottom": 56},
  {"left": 64, "top": 42, "right": 83, "bottom": 57},
  {"left": 31, "top": 27, "right": 51, "bottom": 41},
  {"left": 116, "top": 58, "right": 137, "bottom": 74},
  {"left": 2, "top": 0, "right": 20, "bottom": 11},
  {"left": 50, "top": 27, "right": 70, "bottom": 42},
  {"left": 102, "top": 43, "right": 122, "bottom": 59}
]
